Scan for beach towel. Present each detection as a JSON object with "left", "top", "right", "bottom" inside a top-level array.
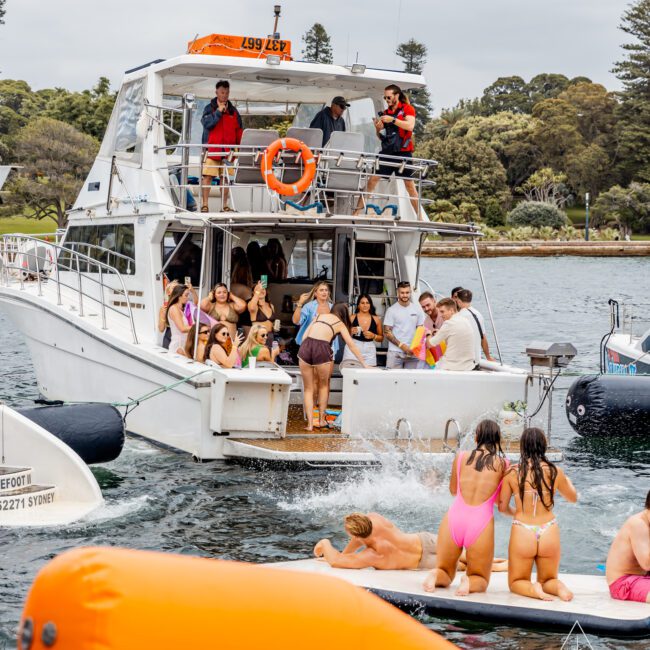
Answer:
[{"left": 410, "top": 326, "right": 446, "bottom": 368}]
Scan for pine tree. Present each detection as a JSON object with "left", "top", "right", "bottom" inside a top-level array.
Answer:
[
  {"left": 0, "top": 0, "right": 6, "bottom": 25},
  {"left": 301, "top": 23, "right": 333, "bottom": 64},
  {"left": 613, "top": 0, "right": 650, "bottom": 183},
  {"left": 395, "top": 38, "right": 432, "bottom": 137}
]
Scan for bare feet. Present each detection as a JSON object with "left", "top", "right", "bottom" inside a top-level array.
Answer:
[
  {"left": 555, "top": 581, "right": 574, "bottom": 602},
  {"left": 423, "top": 569, "right": 438, "bottom": 593},
  {"left": 456, "top": 575, "right": 470, "bottom": 597},
  {"left": 532, "top": 582, "right": 554, "bottom": 601}
]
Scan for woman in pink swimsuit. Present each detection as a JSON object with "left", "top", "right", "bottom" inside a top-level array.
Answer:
[{"left": 424, "top": 419, "right": 510, "bottom": 596}]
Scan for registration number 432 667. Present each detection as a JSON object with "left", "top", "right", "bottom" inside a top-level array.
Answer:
[{"left": 240, "top": 37, "right": 288, "bottom": 53}]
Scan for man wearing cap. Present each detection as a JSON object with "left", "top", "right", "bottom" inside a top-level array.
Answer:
[{"left": 309, "top": 97, "right": 349, "bottom": 146}]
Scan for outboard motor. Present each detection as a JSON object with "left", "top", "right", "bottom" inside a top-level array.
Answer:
[
  {"left": 566, "top": 374, "right": 650, "bottom": 437},
  {"left": 17, "top": 403, "right": 125, "bottom": 464}
]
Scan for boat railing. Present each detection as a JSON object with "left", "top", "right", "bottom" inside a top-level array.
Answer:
[
  {"left": 620, "top": 303, "right": 650, "bottom": 340},
  {"left": 62, "top": 241, "right": 136, "bottom": 275},
  {"left": 0, "top": 234, "right": 139, "bottom": 344},
  {"left": 157, "top": 142, "right": 437, "bottom": 217}
]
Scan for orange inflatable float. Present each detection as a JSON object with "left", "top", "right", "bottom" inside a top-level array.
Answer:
[
  {"left": 261, "top": 137, "right": 316, "bottom": 196},
  {"left": 18, "top": 546, "right": 454, "bottom": 650}
]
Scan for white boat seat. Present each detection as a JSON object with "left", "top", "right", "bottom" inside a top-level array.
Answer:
[
  {"left": 281, "top": 127, "right": 323, "bottom": 186},
  {"left": 320, "top": 131, "right": 365, "bottom": 192},
  {"left": 232, "top": 129, "right": 279, "bottom": 186}
]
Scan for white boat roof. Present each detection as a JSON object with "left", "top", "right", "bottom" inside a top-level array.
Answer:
[{"left": 126, "top": 54, "right": 427, "bottom": 103}]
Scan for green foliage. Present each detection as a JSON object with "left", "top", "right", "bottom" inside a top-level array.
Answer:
[
  {"left": 507, "top": 201, "right": 568, "bottom": 228},
  {"left": 613, "top": 0, "right": 650, "bottom": 183},
  {"left": 2, "top": 118, "right": 99, "bottom": 228},
  {"left": 301, "top": 23, "right": 333, "bottom": 64},
  {"left": 484, "top": 198, "right": 506, "bottom": 226},
  {"left": 592, "top": 183, "right": 650, "bottom": 236},
  {"left": 531, "top": 99, "right": 582, "bottom": 169},
  {"left": 481, "top": 76, "right": 531, "bottom": 115},
  {"left": 416, "top": 136, "right": 509, "bottom": 219},
  {"left": 396, "top": 38, "right": 432, "bottom": 135},
  {"left": 0, "top": 0, "right": 5, "bottom": 24},
  {"left": 518, "top": 167, "right": 569, "bottom": 207}
]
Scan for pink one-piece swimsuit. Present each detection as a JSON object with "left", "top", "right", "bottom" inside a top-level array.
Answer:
[{"left": 447, "top": 452, "right": 508, "bottom": 549}]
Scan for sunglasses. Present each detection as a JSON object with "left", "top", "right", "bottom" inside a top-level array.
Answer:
[
  {"left": 259, "top": 332, "right": 268, "bottom": 339},
  {"left": 219, "top": 331, "right": 230, "bottom": 338},
  {"left": 199, "top": 330, "right": 209, "bottom": 336},
  {"left": 383, "top": 96, "right": 394, "bottom": 101}
]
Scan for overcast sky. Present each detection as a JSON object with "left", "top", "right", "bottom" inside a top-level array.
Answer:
[{"left": 0, "top": 0, "right": 632, "bottom": 112}]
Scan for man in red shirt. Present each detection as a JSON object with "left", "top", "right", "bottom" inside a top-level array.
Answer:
[
  {"left": 355, "top": 84, "right": 422, "bottom": 219},
  {"left": 201, "top": 80, "right": 243, "bottom": 212}
]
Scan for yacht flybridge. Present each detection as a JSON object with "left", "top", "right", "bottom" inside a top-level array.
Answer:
[{"left": 0, "top": 32, "right": 566, "bottom": 466}]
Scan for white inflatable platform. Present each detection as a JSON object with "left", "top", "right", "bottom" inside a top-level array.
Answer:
[{"left": 271, "top": 559, "right": 650, "bottom": 638}]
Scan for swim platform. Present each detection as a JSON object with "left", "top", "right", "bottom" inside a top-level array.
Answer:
[{"left": 270, "top": 559, "right": 650, "bottom": 638}]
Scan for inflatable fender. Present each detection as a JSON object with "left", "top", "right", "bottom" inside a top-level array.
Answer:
[
  {"left": 17, "top": 404, "right": 125, "bottom": 464},
  {"left": 18, "top": 547, "right": 452, "bottom": 650},
  {"left": 566, "top": 374, "right": 650, "bottom": 437}
]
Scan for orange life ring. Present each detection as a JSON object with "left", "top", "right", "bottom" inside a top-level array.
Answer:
[{"left": 261, "top": 137, "right": 316, "bottom": 196}]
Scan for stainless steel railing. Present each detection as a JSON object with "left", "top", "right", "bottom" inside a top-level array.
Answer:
[
  {"left": 1, "top": 234, "right": 139, "bottom": 344},
  {"left": 62, "top": 241, "right": 135, "bottom": 275},
  {"left": 158, "top": 142, "right": 437, "bottom": 217}
]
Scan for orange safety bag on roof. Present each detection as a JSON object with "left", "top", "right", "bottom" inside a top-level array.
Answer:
[{"left": 18, "top": 546, "right": 454, "bottom": 650}]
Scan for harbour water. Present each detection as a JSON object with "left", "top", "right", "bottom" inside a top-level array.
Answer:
[{"left": 0, "top": 256, "right": 648, "bottom": 649}]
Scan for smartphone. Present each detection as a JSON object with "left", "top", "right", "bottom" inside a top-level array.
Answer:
[
  {"left": 261, "top": 274, "right": 268, "bottom": 288},
  {"left": 184, "top": 276, "right": 191, "bottom": 287}
]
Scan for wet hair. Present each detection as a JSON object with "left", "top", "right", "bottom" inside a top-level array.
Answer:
[
  {"left": 210, "top": 282, "right": 229, "bottom": 303},
  {"left": 307, "top": 281, "right": 331, "bottom": 303},
  {"left": 165, "top": 284, "right": 188, "bottom": 327},
  {"left": 436, "top": 297, "right": 457, "bottom": 311},
  {"left": 240, "top": 323, "right": 267, "bottom": 362},
  {"left": 355, "top": 293, "right": 376, "bottom": 316},
  {"left": 419, "top": 291, "right": 434, "bottom": 302},
  {"left": 518, "top": 427, "right": 558, "bottom": 510},
  {"left": 467, "top": 419, "right": 505, "bottom": 471},
  {"left": 332, "top": 302, "right": 352, "bottom": 331},
  {"left": 384, "top": 84, "right": 409, "bottom": 105},
  {"left": 344, "top": 513, "right": 373, "bottom": 538},
  {"left": 204, "top": 322, "right": 230, "bottom": 362},
  {"left": 646, "top": 489, "right": 650, "bottom": 510},
  {"left": 456, "top": 289, "right": 473, "bottom": 303},
  {"left": 216, "top": 80, "right": 230, "bottom": 90},
  {"left": 451, "top": 286, "right": 463, "bottom": 298}
]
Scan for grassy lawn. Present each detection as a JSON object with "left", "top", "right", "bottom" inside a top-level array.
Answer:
[
  {"left": 565, "top": 206, "right": 586, "bottom": 225},
  {"left": 0, "top": 216, "right": 57, "bottom": 236}
]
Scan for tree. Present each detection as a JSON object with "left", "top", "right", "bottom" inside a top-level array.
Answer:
[
  {"left": 592, "top": 182, "right": 650, "bottom": 236},
  {"left": 480, "top": 76, "right": 531, "bottom": 115},
  {"left": 507, "top": 201, "right": 568, "bottom": 228},
  {"left": 0, "top": 0, "right": 5, "bottom": 24},
  {"left": 301, "top": 23, "right": 333, "bottom": 64},
  {"left": 565, "top": 143, "right": 611, "bottom": 198},
  {"left": 518, "top": 167, "right": 570, "bottom": 207},
  {"left": 396, "top": 38, "right": 432, "bottom": 135},
  {"left": 526, "top": 73, "right": 571, "bottom": 106},
  {"left": 425, "top": 106, "right": 470, "bottom": 140},
  {"left": 612, "top": 0, "right": 650, "bottom": 183},
  {"left": 416, "top": 137, "right": 510, "bottom": 218},
  {"left": 531, "top": 98, "right": 583, "bottom": 169},
  {"left": 3, "top": 118, "right": 98, "bottom": 228}
]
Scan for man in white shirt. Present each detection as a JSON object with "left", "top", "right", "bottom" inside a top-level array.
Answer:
[
  {"left": 453, "top": 288, "right": 494, "bottom": 363},
  {"left": 427, "top": 298, "right": 476, "bottom": 371},
  {"left": 383, "top": 282, "right": 424, "bottom": 369}
]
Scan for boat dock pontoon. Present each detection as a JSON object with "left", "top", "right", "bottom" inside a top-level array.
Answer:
[{"left": 0, "top": 33, "right": 568, "bottom": 466}]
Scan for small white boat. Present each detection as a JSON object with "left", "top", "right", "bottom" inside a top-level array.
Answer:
[
  {"left": 0, "top": 404, "right": 103, "bottom": 527},
  {"left": 603, "top": 299, "right": 650, "bottom": 375},
  {"left": 271, "top": 559, "right": 650, "bottom": 637}
]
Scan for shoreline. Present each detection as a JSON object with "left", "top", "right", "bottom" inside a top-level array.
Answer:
[{"left": 421, "top": 240, "right": 650, "bottom": 258}]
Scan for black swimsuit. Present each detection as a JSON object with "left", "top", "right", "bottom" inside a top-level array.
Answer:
[{"left": 351, "top": 315, "right": 377, "bottom": 341}]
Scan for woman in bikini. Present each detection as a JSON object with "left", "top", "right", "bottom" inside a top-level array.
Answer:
[
  {"left": 248, "top": 281, "right": 276, "bottom": 347},
  {"left": 240, "top": 324, "right": 279, "bottom": 367},
  {"left": 204, "top": 322, "right": 243, "bottom": 368},
  {"left": 424, "top": 419, "right": 510, "bottom": 596},
  {"left": 200, "top": 283, "right": 247, "bottom": 340},
  {"left": 499, "top": 427, "right": 577, "bottom": 602},
  {"left": 298, "top": 303, "right": 368, "bottom": 431}
]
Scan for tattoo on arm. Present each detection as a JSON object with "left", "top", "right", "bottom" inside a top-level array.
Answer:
[{"left": 384, "top": 325, "right": 400, "bottom": 347}]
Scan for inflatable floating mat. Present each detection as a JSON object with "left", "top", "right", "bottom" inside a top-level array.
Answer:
[{"left": 271, "top": 560, "right": 650, "bottom": 638}]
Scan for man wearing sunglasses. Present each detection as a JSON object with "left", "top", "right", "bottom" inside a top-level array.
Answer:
[{"left": 354, "top": 84, "right": 421, "bottom": 219}]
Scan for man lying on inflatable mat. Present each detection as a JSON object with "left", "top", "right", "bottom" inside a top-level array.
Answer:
[
  {"left": 607, "top": 489, "right": 650, "bottom": 603},
  {"left": 314, "top": 512, "right": 507, "bottom": 572}
]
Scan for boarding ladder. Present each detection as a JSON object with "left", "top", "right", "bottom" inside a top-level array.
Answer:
[{"left": 349, "top": 230, "right": 402, "bottom": 309}]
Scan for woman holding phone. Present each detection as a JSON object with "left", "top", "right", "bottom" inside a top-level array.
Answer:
[
  {"left": 200, "top": 283, "right": 247, "bottom": 339},
  {"left": 248, "top": 279, "right": 276, "bottom": 348}
]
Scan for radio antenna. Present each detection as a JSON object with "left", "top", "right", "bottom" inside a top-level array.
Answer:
[{"left": 272, "top": 5, "right": 281, "bottom": 39}]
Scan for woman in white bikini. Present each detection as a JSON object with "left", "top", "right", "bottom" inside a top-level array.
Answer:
[{"left": 499, "top": 427, "right": 578, "bottom": 602}]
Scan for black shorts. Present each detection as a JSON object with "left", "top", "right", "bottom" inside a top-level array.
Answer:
[{"left": 377, "top": 151, "right": 414, "bottom": 179}]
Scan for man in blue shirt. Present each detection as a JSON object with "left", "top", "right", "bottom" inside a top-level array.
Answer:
[{"left": 309, "top": 96, "right": 349, "bottom": 146}]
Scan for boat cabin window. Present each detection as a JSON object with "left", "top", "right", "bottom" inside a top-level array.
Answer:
[
  {"left": 63, "top": 224, "right": 135, "bottom": 274},
  {"left": 113, "top": 79, "right": 146, "bottom": 162},
  {"left": 162, "top": 230, "right": 204, "bottom": 286}
]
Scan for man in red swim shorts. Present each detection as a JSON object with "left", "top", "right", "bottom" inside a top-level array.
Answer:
[{"left": 606, "top": 489, "right": 650, "bottom": 603}]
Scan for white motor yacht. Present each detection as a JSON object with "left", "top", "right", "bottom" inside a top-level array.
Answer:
[
  {"left": 0, "top": 32, "right": 567, "bottom": 466},
  {"left": 602, "top": 299, "right": 650, "bottom": 375}
]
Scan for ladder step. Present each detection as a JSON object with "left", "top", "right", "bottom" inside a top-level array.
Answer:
[
  {"left": 355, "top": 256, "right": 394, "bottom": 262},
  {"left": 356, "top": 275, "right": 395, "bottom": 280},
  {"left": 0, "top": 485, "right": 56, "bottom": 511},
  {"left": 0, "top": 467, "right": 32, "bottom": 494}
]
